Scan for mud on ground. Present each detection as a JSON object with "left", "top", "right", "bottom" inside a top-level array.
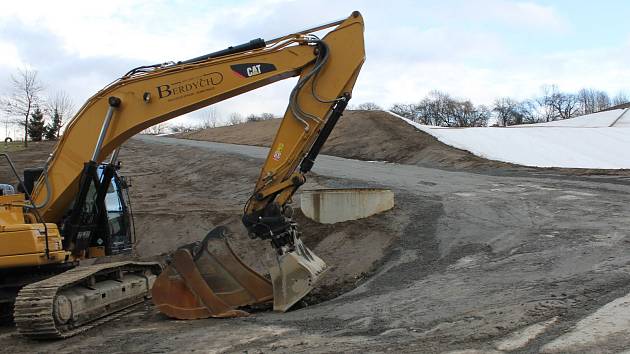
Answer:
[
  {"left": 0, "top": 141, "right": 55, "bottom": 185},
  {"left": 0, "top": 140, "right": 401, "bottom": 304},
  {"left": 118, "top": 140, "right": 402, "bottom": 300},
  {"left": 2, "top": 136, "right": 630, "bottom": 353}
]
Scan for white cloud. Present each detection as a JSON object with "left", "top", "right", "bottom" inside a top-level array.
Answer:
[
  {"left": 0, "top": 0, "right": 625, "bottom": 134},
  {"left": 421, "top": 0, "right": 570, "bottom": 33},
  {"left": 490, "top": 1, "right": 570, "bottom": 32},
  {"left": 0, "top": 41, "right": 22, "bottom": 68},
  {"left": 362, "top": 42, "right": 630, "bottom": 108}
]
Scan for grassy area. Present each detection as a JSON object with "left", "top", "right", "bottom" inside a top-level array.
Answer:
[{"left": 0, "top": 141, "right": 27, "bottom": 153}]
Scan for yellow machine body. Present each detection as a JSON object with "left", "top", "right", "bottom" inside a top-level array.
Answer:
[
  {"left": 0, "top": 11, "right": 365, "bottom": 336},
  {"left": 0, "top": 194, "right": 69, "bottom": 269}
]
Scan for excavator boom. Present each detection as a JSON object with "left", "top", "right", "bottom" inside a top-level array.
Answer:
[
  {"left": 2, "top": 11, "right": 365, "bottom": 335},
  {"left": 153, "top": 12, "right": 365, "bottom": 315}
]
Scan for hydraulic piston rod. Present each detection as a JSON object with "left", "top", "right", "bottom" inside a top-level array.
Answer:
[{"left": 91, "top": 97, "right": 121, "bottom": 162}]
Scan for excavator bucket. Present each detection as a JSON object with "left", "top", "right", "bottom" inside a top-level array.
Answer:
[
  {"left": 270, "top": 237, "right": 327, "bottom": 311},
  {"left": 152, "top": 226, "right": 328, "bottom": 318},
  {"left": 151, "top": 227, "right": 273, "bottom": 319}
]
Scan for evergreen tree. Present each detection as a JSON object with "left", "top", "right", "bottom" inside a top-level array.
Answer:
[
  {"left": 44, "top": 108, "right": 62, "bottom": 140},
  {"left": 27, "top": 106, "right": 46, "bottom": 141}
]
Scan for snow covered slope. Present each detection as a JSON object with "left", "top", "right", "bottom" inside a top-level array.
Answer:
[
  {"left": 524, "top": 109, "right": 629, "bottom": 128},
  {"left": 390, "top": 109, "right": 630, "bottom": 169}
]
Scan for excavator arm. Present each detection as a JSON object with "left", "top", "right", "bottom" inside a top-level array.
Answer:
[
  {"left": 32, "top": 12, "right": 364, "bottom": 223},
  {"left": 27, "top": 13, "right": 365, "bottom": 314}
]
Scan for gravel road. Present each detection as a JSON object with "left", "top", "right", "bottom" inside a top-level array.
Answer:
[
  {"left": 136, "top": 135, "right": 630, "bottom": 353},
  {"left": 2, "top": 134, "right": 629, "bottom": 353}
]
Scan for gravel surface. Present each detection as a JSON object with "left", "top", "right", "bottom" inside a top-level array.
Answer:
[{"left": 1, "top": 135, "right": 629, "bottom": 353}]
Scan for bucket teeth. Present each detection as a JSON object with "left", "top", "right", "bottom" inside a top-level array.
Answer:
[{"left": 270, "top": 238, "right": 328, "bottom": 312}]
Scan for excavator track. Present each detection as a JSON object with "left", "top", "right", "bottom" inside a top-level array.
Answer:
[{"left": 13, "top": 261, "right": 161, "bottom": 339}]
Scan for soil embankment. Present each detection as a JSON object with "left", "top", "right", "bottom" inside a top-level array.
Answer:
[
  {"left": 178, "top": 110, "right": 510, "bottom": 170},
  {"left": 0, "top": 140, "right": 401, "bottom": 305},
  {"left": 179, "top": 110, "right": 630, "bottom": 175}
]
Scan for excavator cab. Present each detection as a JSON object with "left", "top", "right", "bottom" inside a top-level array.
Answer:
[
  {"left": 99, "top": 166, "right": 134, "bottom": 254},
  {"left": 5, "top": 160, "right": 133, "bottom": 258},
  {"left": 59, "top": 162, "right": 133, "bottom": 257}
]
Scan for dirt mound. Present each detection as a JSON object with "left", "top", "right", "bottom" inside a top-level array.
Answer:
[
  {"left": 179, "top": 110, "right": 510, "bottom": 170},
  {"left": 0, "top": 140, "right": 401, "bottom": 306},
  {"left": 0, "top": 141, "right": 55, "bottom": 184},
  {"left": 178, "top": 110, "right": 630, "bottom": 175},
  {"left": 118, "top": 139, "right": 401, "bottom": 303}
]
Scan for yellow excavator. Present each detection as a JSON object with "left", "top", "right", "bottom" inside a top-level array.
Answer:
[{"left": 0, "top": 12, "right": 365, "bottom": 338}]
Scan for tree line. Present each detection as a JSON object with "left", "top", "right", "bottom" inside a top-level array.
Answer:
[
  {"left": 1, "top": 68, "right": 74, "bottom": 146},
  {"left": 5, "top": 66, "right": 627, "bottom": 139},
  {"left": 172, "top": 84, "right": 629, "bottom": 134},
  {"left": 168, "top": 109, "right": 276, "bottom": 134},
  {"left": 360, "top": 85, "right": 628, "bottom": 127}
]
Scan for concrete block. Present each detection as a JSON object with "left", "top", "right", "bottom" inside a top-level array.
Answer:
[{"left": 300, "top": 188, "right": 394, "bottom": 224}]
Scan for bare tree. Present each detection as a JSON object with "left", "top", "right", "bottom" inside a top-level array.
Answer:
[
  {"left": 448, "top": 101, "right": 490, "bottom": 127},
  {"left": 389, "top": 103, "right": 417, "bottom": 120},
  {"left": 415, "top": 91, "right": 486, "bottom": 127},
  {"left": 170, "top": 123, "right": 197, "bottom": 133},
  {"left": 519, "top": 100, "right": 539, "bottom": 124},
  {"left": 246, "top": 112, "right": 275, "bottom": 122},
  {"left": 1, "top": 68, "right": 44, "bottom": 147},
  {"left": 536, "top": 85, "right": 558, "bottom": 122},
  {"left": 356, "top": 102, "right": 382, "bottom": 111},
  {"left": 612, "top": 91, "right": 629, "bottom": 106},
  {"left": 594, "top": 90, "right": 611, "bottom": 112},
  {"left": 140, "top": 123, "right": 169, "bottom": 135},
  {"left": 405, "top": 90, "right": 451, "bottom": 126},
  {"left": 554, "top": 93, "right": 579, "bottom": 120},
  {"left": 536, "top": 85, "right": 579, "bottom": 121},
  {"left": 199, "top": 107, "right": 219, "bottom": 129},
  {"left": 493, "top": 97, "right": 522, "bottom": 126},
  {"left": 45, "top": 90, "right": 75, "bottom": 138},
  {"left": 1, "top": 116, "right": 11, "bottom": 140},
  {"left": 391, "top": 91, "right": 488, "bottom": 127},
  {"left": 228, "top": 112, "right": 243, "bottom": 126},
  {"left": 577, "top": 88, "right": 610, "bottom": 115},
  {"left": 577, "top": 88, "right": 597, "bottom": 115},
  {"left": 391, "top": 84, "right": 627, "bottom": 129}
]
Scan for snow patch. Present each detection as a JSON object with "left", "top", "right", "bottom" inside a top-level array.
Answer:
[
  {"left": 540, "top": 292, "right": 630, "bottom": 352},
  {"left": 521, "top": 109, "right": 628, "bottom": 128},
  {"left": 387, "top": 109, "right": 630, "bottom": 169},
  {"left": 494, "top": 317, "right": 558, "bottom": 351}
]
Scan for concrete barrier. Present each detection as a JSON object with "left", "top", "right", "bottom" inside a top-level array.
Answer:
[{"left": 300, "top": 188, "right": 394, "bottom": 224}]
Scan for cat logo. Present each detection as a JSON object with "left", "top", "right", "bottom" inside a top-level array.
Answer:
[
  {"left": 246, "top": 64, "right": 262, "bottom": 77},
  {"left": 231, "top": 63, "right": 277, "bottom": 78}
]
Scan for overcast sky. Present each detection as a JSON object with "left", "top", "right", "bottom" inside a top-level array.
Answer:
[{"left": 1, "top": 0, "right": 629, "bottom": 128}]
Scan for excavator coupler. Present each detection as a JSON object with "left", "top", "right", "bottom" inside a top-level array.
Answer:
[
  {"left": 151, "top": 226, "right": 328, "bottom": 319},
  {"left": 151, "top": 226, "right": 273, "bottom": 319}
]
